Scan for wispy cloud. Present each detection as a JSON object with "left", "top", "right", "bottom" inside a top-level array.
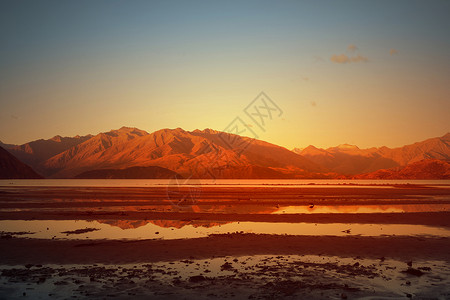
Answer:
[
  {"left": 331, "top": 54, "right": 351, "bottom": 64},
  {"left": 330, "top": 44, "right": 368, "bottom": 64},
  {"left": 390, "top": 48, "right": 398, "bottom": 55},
  {"left": 347, "top": 44, "right": 358, "bottom": 52}
]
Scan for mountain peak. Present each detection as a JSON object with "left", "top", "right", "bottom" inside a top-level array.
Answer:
[
  {"left": 304, "top": 145, "right": 319, "bottom": 151},
  {"left": 335, "top": 144, "right": 360, "bottom": 150},
  {"left": 107, "top": 127, "right": 148, "bottom": 137},
  {"left": 300, "top": 145, "right": 332, "bottom": 157},
  {"left": 201, "top": 128, "right": 221, "bottom": 134},
  {"left": 292, "top": 147, "right": 303, "bottom": 154},
  {"left": 152, "top": 127, "right": 186, "bottom": 136},
  {"left": 192, "top": 128, "right": 222, "bottom": 135},
  {"left": 50, "top": 135, "right": 62, "bottom": 142},
  {"left": 118, "top": 126, "right": 136, "bottom": 131}
]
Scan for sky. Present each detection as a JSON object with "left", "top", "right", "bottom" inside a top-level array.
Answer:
[{"left": 1, "top": 0, "right": 449, "bottom": 149}]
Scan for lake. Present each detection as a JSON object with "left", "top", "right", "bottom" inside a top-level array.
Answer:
[{"left": 1, "top": 178, "right": 449, "bottom": 187}]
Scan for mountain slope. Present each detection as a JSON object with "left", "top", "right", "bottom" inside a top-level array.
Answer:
[
  {"left": 43, "top": 127, "right": 150, "bottom": 177},
  {"left": 7, "top": 134, "right": 93, "bottom": 172},
  {"left": 0, "top": 146, "right": 42, "bottom": 179},
  {"left": 354, "top": 159, "right": 450, "bottom": 179},
  {"left": 377, "top": 133, "right": 450, "bottom": 165},
  {"left": 296, "top": 133, "right": 450, "bottom": 175},
  {"left": 42, "top": 127, "right": 326, "bottom": 179},
  {"left": 0, "top": 141, "right": 17, "bottom": 149}
]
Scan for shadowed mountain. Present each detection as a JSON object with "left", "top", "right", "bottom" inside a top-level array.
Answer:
[
  {"left": 7, "top": 134, "right": 93, "bottom": 174},
  {"left": 0, "top": 146, "right": 42, "bottom": 179},
  {"left": 42, "top": 127, "right": 326, "bottom": 178},
  {"left": 354, "top": 159, "right": 450, "bottom": 179},
  {"left": 75, "top": 166, "right": 182, "bottom": 179},
  {"left": 295, "top": 133, "right": 450, "bottom": 175},
  {"left": 0, "top": 140, "right": 17, "bottom": 149}
]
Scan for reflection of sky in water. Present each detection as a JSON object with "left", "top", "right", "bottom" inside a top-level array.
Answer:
[
  {"left": 3, "top": 204, "right": 450, "bottom": 215},
  {"left": 274, "top": 204, "right": 450, "bottom": 214},
  {"left": 1, "top": 220, "right": 449, "bottom": 240}
]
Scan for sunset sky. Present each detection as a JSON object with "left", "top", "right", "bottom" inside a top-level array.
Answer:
[{"left": 1, "top": 0, "right": 449, "bottom": 149}]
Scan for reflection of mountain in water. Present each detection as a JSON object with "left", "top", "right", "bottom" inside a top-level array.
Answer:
[
  {"left": 98, "top": 219, "right": 231, "bottom": 230},
  {"left": 97, "top": 204, "right": 278, "bottom": 229}
]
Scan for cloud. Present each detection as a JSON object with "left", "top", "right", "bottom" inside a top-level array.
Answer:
[
  {"left": 347, "top": 44, "right": 358, "bottom": 52},
  {"left": 330, "top": 45, "right": 368, "bottom": 64},
  {"left": 310, "top": 101, "right": 317, "bottom": 107},
  {"left": 331, "top": 54, "right": 351, "bottom": 64},
  {"left": 390, "top": 48, "right": 398, "bottom": 55}
]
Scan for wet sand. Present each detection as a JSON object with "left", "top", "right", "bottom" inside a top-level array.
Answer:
[{"left": 1, "top": 234, "right": 450, "bottom": 265}]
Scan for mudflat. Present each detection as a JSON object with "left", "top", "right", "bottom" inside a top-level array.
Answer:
[{"left": 0, "top": 183, "right": 449, "bottom": 299}]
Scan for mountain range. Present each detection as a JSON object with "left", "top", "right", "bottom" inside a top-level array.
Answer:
[
  {"left": 294, "top": 133, "right": 450, "bottom": 176},
  {"left": 0, "top": 127, "right": 449, "bottom": 179}
]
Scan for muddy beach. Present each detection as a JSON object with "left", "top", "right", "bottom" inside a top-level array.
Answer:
[{"left": 0, "top": 182, "right": 449, "bottom": 299}]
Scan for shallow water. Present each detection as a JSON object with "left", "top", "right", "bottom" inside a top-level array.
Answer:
[
  {"left": 274, "top": 203, "right": 450, "bottom": 214},
  {"left": 1, "top": 180, "right": 449, "bottom": 299},
  {"left": 3, "top": 203, "right": 450, "bottom": 216},
  {"left": 2, "top": 219, "right": 449, "bottom": 240}
]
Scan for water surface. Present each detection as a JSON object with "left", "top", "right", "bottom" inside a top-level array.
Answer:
[
  {"left": 1, "top": 179, "right": 449, "bottom": 187},
  {"left": 2, "top": 220, "right": 449, "bottom": 240}
]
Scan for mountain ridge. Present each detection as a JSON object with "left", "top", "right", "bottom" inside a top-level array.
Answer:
[
  {"left": 40, "top": 127, "right": 326, "bottom": 179},
  {"left": 7, "top": 134, "right": 93, "bottom": 174},
  {"left": 294, "top": 132, "right": 450, "bottom": 175},
  {"left": 2, "top": 128, "right": 448, "bottom": 179},
  {"left": 354, "top": 159, "right": 450, "bottom": 179}
]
